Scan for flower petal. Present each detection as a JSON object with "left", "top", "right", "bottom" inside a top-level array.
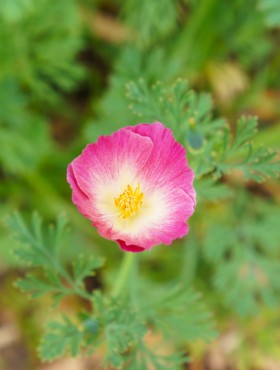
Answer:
[
  {"left": 67, "top": 122, "right": 196, "bottom": 252},
  {"left": 67, "top": 164, "right": 94, "bottom": 219},
  {"left": 125, "top": 122, "right": 196, "bottom": 204},
  {"left": 68, "top": 128, "right": 154, "bottom": 237},
  {"left": 117, "top": 240, "right": 145, "bottom": 252}
]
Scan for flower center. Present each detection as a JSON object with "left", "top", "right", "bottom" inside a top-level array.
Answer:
[{"left": 114, "top": 184, "right": 144, "bottom": 219}]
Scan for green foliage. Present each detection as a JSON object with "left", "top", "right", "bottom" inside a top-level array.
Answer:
[
  {"left": 38, "top": 291, "right": 190, "bottom": 369},
  {"left": 7, "top": 212, "right": 67, "bottom": 267},
  {"left": 93, "top": 292, "right": 146, "bottom": 369},
  {"left": 2, "top": 0, "right": 280, "bottom": 368},
  {"left": 258, "top": 0, "right": 280, "bottom": 27},
  {"left": 0, "top": 0, "right": 84, "bottom": 102},
  {"left": 7, "top": 212, "right": 216, "bottom": 368},
  {"left": 39, "top": 317, "right": 85, "bottom": 361},
  {"left": 0, "top": 0, "right": 85, "bottom": 177},
  {"left": 6, "top": 212, "right": 102, "bottom": 304},
  {"left": 16, "top": 273, "right": 64, "bottom": 299},
  {"left": 73, "top": 255, "right": 104, "bottom": 286},
  {"left": 91, "top": 289, "right": 212, "bottom": 370},
  {"left": 126, "top": 78, "right": 224, "bottom": 140},
  {"left": 204, "top": 196, "right": 280, "bottom": 315},
  {"left": 84, "top": 46, "right": 181, "bottom": 143},
  {"left": 0, "top": 0, "right": 34, "bottom": 22},
  {"left": 194, "top": 178, "right": 233, "bottom": 202},
  {"left": 126, "top": 343, "right": 187, "bottom": 370},
  {"left": 122, "top": 0, "right": 178, "bottom": 47},
  {"left": 172, "top": 0, "right": 272, "bottom": 73},
  {"left": 141, "top": 285, "right": 216, "bottom": 343},
  {"left": 127, "top": 79, "right": 279, "bottom": 183},
  {"left": 212, "top": 116, "right": 279, "bottom": 182},
  {"left": 0, "top": 80, "right": 51, "bottom": 173}
]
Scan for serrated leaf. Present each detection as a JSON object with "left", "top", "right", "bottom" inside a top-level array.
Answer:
[
  {"left": 16, "top": 273, "right": 65, "bottom": 298},
  {"left": 6, "top": 212, "right": 68, "bottom": 267},
  {"left": 204, "top": 198, "right": 280, "bottom": 315},
  {"left": 233, "top": 116, "right": 258, "bottom": 151},
  {"left": 214, "top": 116, "right": 280, "bottom": 181},
  {"left": 72, "top": 255, "right": 104, "bottom": 285},
  {"left": 39, "top": 317, "right": 84, "bottom": 362},
  {"left": 141, "top": 285, "right": 216, "bottom": 343},
  {"left": 6, "top": 212, "right": 91, "bottom": 304},
  {"left": 16, "top": 273, "right": 64, "bottom": 298},
  {"left": 214, "top": 252, "right": 280, "bottom": 315},
  {"left": 92, "top": 294, "right": 146, "bottom": 369}
]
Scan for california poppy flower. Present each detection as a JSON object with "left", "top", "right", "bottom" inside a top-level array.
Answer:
[{"left": 67, "top": 122, "right": 196, "bottom": 252}]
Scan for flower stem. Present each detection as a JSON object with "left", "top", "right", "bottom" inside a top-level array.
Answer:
[{"left": 113, "top": 252, "right": 137, "bottom": 298}]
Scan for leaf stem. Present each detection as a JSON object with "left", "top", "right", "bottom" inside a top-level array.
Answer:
[
  {"left": 53, "top": 260, "right": 92, "bottom": 301},
  {"left": 112, "top": 252, "right": 137, "bottom": 298}
]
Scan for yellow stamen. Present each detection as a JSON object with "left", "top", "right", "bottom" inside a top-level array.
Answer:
[{"left": 114, "top": 183, "right": 144, "bottom": 219}]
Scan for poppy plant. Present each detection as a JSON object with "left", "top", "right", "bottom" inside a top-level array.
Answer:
[{"left": 67, "top": 122, "right": 196, "bottom": 252}]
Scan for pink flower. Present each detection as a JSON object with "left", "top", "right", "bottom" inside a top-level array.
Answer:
[{"left": 67, "top": 122, "right": 196, "bottom": 252}]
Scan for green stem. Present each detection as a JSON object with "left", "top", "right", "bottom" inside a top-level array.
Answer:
[
  {"left": 113, "top": 252, "right": 137, "bottom": 298},
  {"left": 54, "top": 260, "right": 93, "bottom": 301}
]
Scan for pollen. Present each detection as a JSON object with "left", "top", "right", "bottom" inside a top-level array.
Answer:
[{"left": 114, "top": 183, "right": 144, "bottom": 219}]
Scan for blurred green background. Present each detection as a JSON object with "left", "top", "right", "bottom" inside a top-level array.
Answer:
[{"left": 0, "top": 0, "right": 280, "bottom": 369}]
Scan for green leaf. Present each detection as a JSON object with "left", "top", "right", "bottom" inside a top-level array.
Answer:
[
  {"left": 15, "top": 272, "right": 65, "bottom": 299},
  {"left": 72, "top": 255, "right": 104, "bottom": 285},
  {"left": 39, "top": 317, "right": 84, "bottom": 362},
  {"left": 214, "top": 116, "right": 280, "bottom": 182},
  {"left": 0, "top": 0, "right": 84, "bottom": 103},
  {"left": 141, "top": 285, "right": 216, "bottom": 343},
  {"left": 6, "top": 212, "right": 49, "bottom": 267},
  {"left": 123, "top": 0, "right": 178, "bottom": 46},
  {"left": 6, "top": 212, "right": 67, "bottom": 267},
  {"left": 204, "top": 197, "right": 280, "bottom": 315},
  {"left": 127, "top": 342, "right": 187, "bottom": 370},
  {"left": 214, "top": 253, "right": 280, "bottom": 315},
  {"left": 93, "top": 292, "right": 146, "bottom": 369},
  {"left": 127, "top": 80, "right": 279, "bottom": 183}
]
